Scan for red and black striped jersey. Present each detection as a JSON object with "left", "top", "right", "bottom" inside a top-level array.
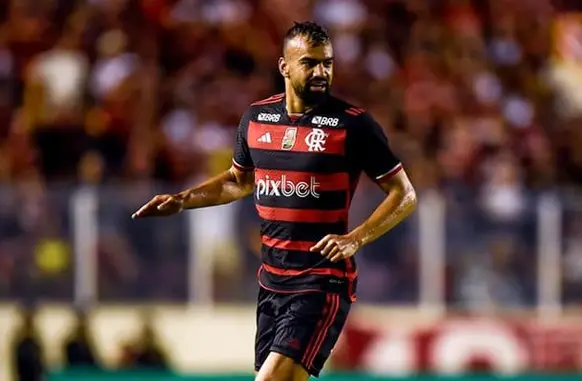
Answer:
[{"left": 232, "top": 93, "right": 402, "bottom": 301}]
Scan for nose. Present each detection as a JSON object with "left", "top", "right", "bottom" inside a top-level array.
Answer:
[{"left": 313, "top": 63, "right": 326, "bottom": 77}]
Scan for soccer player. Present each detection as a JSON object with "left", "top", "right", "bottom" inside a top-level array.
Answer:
[{"left": 133, "top": 21, "right": 416, "bottom": 381}]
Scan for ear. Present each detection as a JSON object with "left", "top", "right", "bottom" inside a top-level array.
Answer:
[{"left": 278, "top": 57, "right": 289, "bottom": 78}]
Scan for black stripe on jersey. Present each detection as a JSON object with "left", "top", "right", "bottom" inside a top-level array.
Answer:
[
  {"left": 250, "top": 150, "right": 347, "bottom": 174},
  {"left": 261, "top": 248, "right": 348, "bottom": 271},
  {"left": 255, "top": 190, "right": 347, "bottom": 211},
  {"left": 260, "top": 221, "right": 348, "bottom": 242}
]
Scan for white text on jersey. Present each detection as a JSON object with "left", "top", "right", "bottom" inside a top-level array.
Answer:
[
  {"left": 311, "top": 116, "right": 339, "bottom": 127},
  {"left": 256, "top": 175, "right": 320, "bottom": 199},
  {"left": 258, "top": 113, "right": 281, "bottom": 122}
]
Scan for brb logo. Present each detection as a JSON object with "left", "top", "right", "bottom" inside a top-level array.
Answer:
[
  {"left": 305, "top": 128, "right": 328, "bottom": 152},
  {"left": 257, "top": 113, "right": 281, "bottom": 122},
  {"left": 256, "top": 175, "right": 320, "bottom": 199},
  {"left": 312, "top": 116, "right": 339, "bottom": 127}
]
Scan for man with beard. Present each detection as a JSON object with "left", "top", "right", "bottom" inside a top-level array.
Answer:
[{"left": 133, "top": 22, "right": 416, "bottom": 381}]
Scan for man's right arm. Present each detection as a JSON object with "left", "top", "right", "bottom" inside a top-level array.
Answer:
[
  {"left": 132, "top": 164, "right": 255, "bottom": 219},
  {"left": 177, "top": 166, "right": 254, "bottom": 209},
  {"left": 132, "top": 109, "right": 256, "bottom": 219},
  {"left": 179, "top": 106, "right": 256, "bottom": 208}
]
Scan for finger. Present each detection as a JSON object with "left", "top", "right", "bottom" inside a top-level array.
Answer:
[
  {"left": 320, "top": 239, "right": 337, "bottom": 256},
  {"left": 310, "top": 235, "right": 332, "bottom": 252},
  {"left": 132, "top": 205, "right": 155, "bottom": 218},
  {"left": 157, "top": 197, "right": 176, "bottom": 211},
  {"left": 329, "top": 252, "right": 344, "bottom": 263},
  {"left": 132, "top": 199, "right": 162, "bottom": 218},
  {"left": 325, "top": 246, "right": 340, "bottom": 260}
]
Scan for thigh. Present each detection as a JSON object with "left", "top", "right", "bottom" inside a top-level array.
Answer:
[
  {"left": 256, "top": 352, "right": 309, "bottom": 381},
  {"left": 255, "top": 288, "right": 276, "bottom": 372},
  {"left": 272, "top": 292, "right": 351, "bottom": 377}
]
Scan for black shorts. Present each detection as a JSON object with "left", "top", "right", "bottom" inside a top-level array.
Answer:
[{"left": 254, "top": 287, "right": 351, "bottom": 377}]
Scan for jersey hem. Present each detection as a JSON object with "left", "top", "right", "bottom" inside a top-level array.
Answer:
[{"left": 258, "top": 267, "right": 356, "bottom": 301}]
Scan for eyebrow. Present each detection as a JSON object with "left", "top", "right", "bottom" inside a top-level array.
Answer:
[{"left": 299, "top": 57, "right": 334, "bottom": 63}]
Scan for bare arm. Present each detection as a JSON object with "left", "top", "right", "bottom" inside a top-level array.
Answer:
[
  {"left": 348, "top": 170, "right": 417, "bottom": 247},
  {"left": 310, "top": 170, "right": 417, "bottom": 262},
  {"left": 132, "top": 166, "right": 254, "bottom": 218},
  {"left": 177, "top": 166, "right": 255, "bottom": 209}
]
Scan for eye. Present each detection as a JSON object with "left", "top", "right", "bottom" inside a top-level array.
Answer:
[{"left": 301, "top": 60, "right": 316, "bottom": 68}]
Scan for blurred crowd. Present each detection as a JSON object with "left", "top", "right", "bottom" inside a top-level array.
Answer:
[
  {"left": 2, "top": 0, "right": 582, "bottom": 308},
  {"left": 11, "top": 307, "right": 170, "bottom": 381}
]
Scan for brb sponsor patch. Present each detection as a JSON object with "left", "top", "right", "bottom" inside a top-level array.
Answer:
[
  {"left": 311, "top": 116, "right": 340, "bottom": 127},
  {"left": 257, "top": 113, "right": 281, "bottom": 122}
]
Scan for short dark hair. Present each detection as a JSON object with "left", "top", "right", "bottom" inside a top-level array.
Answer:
[{"left": 283, "top": 21, "right": 330, "bottom": 52}]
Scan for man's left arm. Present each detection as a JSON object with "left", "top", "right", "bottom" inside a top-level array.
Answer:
[
  {"left": 348, "top": 169, "right": 416, "bottom": 247},
  {"left": 310, "top": 113, "right": 417, "bottom": 262}
]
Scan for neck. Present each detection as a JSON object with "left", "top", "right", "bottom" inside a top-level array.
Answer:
[{"left": 285, "top": 82, "right": 309, "bottom": 115}]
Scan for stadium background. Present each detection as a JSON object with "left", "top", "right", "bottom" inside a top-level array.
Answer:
[{"left": 2, "top": 0, "right": 582, "bottom": 380}]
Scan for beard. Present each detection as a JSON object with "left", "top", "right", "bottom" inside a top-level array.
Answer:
[{"left": 292, "top": 78, "right": 330, "bottom": 106}]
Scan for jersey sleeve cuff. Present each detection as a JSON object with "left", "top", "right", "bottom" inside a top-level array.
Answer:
[
  {"left": 232, "top": 158, "right": 254, "bottom": 172},
  {"left": 375, "top": 163, "right": 403, "bottom": 182}
]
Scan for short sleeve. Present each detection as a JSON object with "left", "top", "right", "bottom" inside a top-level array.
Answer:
[
  {"left": 352, "top": 113, "right": 402, "bottom": 182},
  {"left": 232, "top": 109, "right": 254, "bottom": 171}
]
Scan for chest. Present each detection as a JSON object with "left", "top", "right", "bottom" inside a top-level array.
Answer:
[{"left": 247, "top": 121, "right": 348, "bottom": 167}]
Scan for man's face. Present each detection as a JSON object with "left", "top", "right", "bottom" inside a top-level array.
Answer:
[{"left": 282, "top": 36, "right": 334, "bottom": 106}]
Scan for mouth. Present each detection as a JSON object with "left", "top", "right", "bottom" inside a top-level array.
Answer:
[{"left": 309, "top": 80, "right": 328, "bottom": 91}]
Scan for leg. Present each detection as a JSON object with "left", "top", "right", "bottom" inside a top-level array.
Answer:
[
  {"left": 255, "top": 352, "right": 309, "bottom": 381},
  {"left": 255, "top": 288, "right": 276, "bottom": 373},
  {"left": 256, "top": 292, "right": 351, "bottom": 380}
]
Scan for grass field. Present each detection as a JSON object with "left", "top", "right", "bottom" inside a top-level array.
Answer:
[{"left": 48, "top": 370, "right": 582, "bottom": 381}]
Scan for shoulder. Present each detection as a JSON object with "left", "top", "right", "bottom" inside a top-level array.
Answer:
[
  {"left": 250, "top": 93, "right": 285, "bottom": 106},
  {"left": 324, "top": 96, "right": 379, "bottom": 130},
  {"left": 329, "top": 97, "right": 375, "bottom": 125},
  {"left": 240, "top": 93, "right": 286, "bottom": 125},
  {"left": 328, "top": 96, "right": 367, "bottom": 117},
  {"left": 240, "top": 93, "right": 285, "bottom": 122}
]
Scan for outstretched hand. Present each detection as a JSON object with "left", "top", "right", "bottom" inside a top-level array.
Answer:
[
  {"left": 132, "top": 194, "right": 184, "bottom": 219},
  {"left": 309, "top": 234, "right": 361, "bottom": 263}
]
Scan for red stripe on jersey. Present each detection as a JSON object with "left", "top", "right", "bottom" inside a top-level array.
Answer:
[
  {"left": 262, "top": 235, "right": 317, "bottom": 252},
  {"left": 376, "top": 163, "right": 403, "bottom": 181},
  {"left": 262, "top": 263, "right": 355, "bottom": 279},
  {"left": 254, "top": 169, "right": 349, "bottom": 192},
  {"left": 345, "top": 107, "right": 364, "bottom": 115},
  {"left": 256, "top": 205, "right": 347, "bottom": 223},
  {"left": 248, "top": 122, "right": 346, "bottom": 155},
  {"left": 251, "top": 93, "right": 284, "bottom": 106}
]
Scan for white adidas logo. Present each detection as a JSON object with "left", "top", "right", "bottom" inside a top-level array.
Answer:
[{"left": 257, "top": 132, "right": 272, "bottom": 143}]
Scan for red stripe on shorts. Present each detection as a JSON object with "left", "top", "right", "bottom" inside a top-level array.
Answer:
[{"left": 301, "top": 294, "right": 339, "bottom": 369}]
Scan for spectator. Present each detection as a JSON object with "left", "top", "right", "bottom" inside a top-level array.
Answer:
[
  {"left": 11, "top": 307, "right": 45, "bottom": 381},
  {"left": 0, "top": 0, "right": 580, "bottom": 306},
  {"left": 63, "top": 310, "right": 99, "bottom": 368},
  {"left": 119, "top": 313, "right": 169, "bottom": 369}
]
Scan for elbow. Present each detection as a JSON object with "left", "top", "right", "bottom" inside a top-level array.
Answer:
[
  {"left": 405, "top": 186, "right": 418, "bottom": 215},
  {"left": 381, "top": 169, "right": 417, "bottom": 216}
]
